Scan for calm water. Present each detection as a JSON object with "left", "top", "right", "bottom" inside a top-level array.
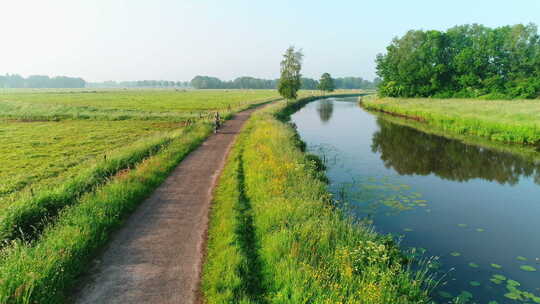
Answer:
[{"left": 291, "top": 97, "right": 540, "bottom": 304}]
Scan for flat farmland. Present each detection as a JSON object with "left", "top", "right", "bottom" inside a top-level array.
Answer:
[
  {"left": 0, "top": 89, "right": 279, "bottom": 206},
  {"left": 0, "top": 89, "right": 278, "bottom": 121}
]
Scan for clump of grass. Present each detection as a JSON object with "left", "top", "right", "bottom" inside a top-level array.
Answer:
[
  {"left": 203, "top": 95, "right": 432, "bottom": 303},
  {"left": 362, "top": 97, "right": 540, "bottom": 145},
  {"left": 0, "top": 123, "right": 212, "bottom": 303}
]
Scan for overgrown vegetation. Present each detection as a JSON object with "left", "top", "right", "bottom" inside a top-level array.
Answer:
[
  {"left": 363, "top": 97, "right": 540, "bottom": 145},
  {"left": 376, "top": 23, "right": 540, "bottom": 99},
  {"left": 0, "top": 123, "right": 211, "bottom": 303},
  {"left": 203, "top": 95, "right": 433, "bottom": 303}
]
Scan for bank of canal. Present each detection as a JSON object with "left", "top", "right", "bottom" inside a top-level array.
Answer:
[{"left": 291, "top": 97, "right": 540, "bottom": 304}]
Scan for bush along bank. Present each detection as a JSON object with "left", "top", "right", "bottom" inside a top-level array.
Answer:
[
  {"left": 0, "top": 122, "right": 212, "bottom": 303},
  {"left": 202, "top": 95, "right": 433, "bottom": 303},
  {"left": 362, "top": 97, "right": 540, "bottom": 145}
]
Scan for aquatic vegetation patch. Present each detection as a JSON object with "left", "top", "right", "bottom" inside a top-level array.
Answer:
[
  {"left": 520, "top": 265, "right": 537, "bottom": 272},
  {"left": 490, "top": 263, "right": 502, "bottom": 269},
  {"left": 468, "top": 262, "right": 479, "bottom": 268},
  {"left": 517, "top": 256, "right": 528, "bottom": 261},
  {"left": 438, "top": 291, "right": 453, "bottom": 299},
  {"left": 456, "top": 290, "right": 473, "bottom": 302},
  {"left": 450, "top": 252, "right": 461, "bottom": 257},
  {"left": 469, "top": 281, "right": 481, "bottom": 287}
]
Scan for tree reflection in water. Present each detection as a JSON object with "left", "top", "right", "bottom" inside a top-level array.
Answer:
[
  {"left": 371, "top": 118, "right": 540, "bottom": 185},
  {"left": 316, "top": 100, "right": 334, "bottom": 123}
]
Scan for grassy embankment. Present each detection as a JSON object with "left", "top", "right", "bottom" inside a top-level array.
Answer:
[
  {"left": 203, "top": 95, "right": 433, "bottom": 303},
  {"left": 0, "top": 89, "right": 279, "bottom": 303},
  {"left": 362, "top": 97, "right": 540, "bottom": 145}
]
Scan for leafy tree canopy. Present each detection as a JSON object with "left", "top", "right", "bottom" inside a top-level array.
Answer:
[
  {"left": 278, "top": 46, "right": 304, "bottom": 100},
  {"left": 318, "top": 73, "right": 335, "bottom": 92},
  {"left": 376, "top": 23, "right": 540, "bottom": 99}
]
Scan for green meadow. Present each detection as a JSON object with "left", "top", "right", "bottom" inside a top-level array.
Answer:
[
  {"left": 0, "top": 89, "right": 278, "bottom": 203},
  {"left": 0, "top": 89, "right": 277, "bottom": 247},
  {"left": 363, "top": 97, "right": 540, "bottom": 145}
]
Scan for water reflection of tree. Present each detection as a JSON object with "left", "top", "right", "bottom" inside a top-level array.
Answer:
[
  {"left": 371, "top": 118, "right": 540, "bottom": 185},
  {"left": 316, "top": 100, "right": 334, "bottom": 123}
]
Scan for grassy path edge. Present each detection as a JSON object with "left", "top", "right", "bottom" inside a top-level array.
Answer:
[{"left": 202, "top": 94, "right": 433, "bottom": 303}]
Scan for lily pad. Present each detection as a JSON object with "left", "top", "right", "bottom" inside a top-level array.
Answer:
[
  {"left": 507, "top": 279, "right": 520, "bottom": 287},
  {"left": 492, "top": 274, "right": 506, "bottom": 281},
  {"left": 450, "top": 252, "right": 461, "bottom": 257},
  {"left": 490, "top": 278, "right": 503, "bottom": 285},
  {"left": 457, "top": 223, "right": 468, "bottom": 228},
  {"left": 469, "top": 281, "right": 481, "bottom": 287},
  {"left": 520, "top": 265, "right": 537, "bottom": 272},
  {"left": 468, "top": 262, "right": 479, "bottom": 268},
  {"left": 490, "top": 263, "right": 502, "bottom": 269},
  {"left": 438, "top": 291, "right": 453, "bottom": 299},
  {"left": 488, "top": 301, "right": 498, "bottom": 304},
  {"left": 504, "top": 292, "right": 522, "bottom": 300},
  {"left": 403, "top": 228, "right": 414, "bottom": 232},
  {"left": 517, "top": 256, "right": 528, "bottom": 261},
  {"left": 457, "top": 290, "right": 473, "bottom": 301},
  {"left": 476, "top": 228, "right": 485, "bottom": 232}
]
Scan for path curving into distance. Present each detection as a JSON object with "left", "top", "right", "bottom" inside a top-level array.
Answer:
[{"left": 74, "top": 103, "right": 270, "bottom": 304}]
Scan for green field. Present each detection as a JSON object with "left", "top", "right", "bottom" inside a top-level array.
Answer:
[
  {"left": 0, "top": 89, "right": 278, "bottom": 121},
  {"left": 0, "top": 89, "right": 278, "bottom": 204},
  {"left": 363, "top": 97, "right": 540, "bottom": 144}
]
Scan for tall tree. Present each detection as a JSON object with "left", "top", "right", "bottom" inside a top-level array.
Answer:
[
  {"left": 318, "top": 73, "right": 335, "bottom": 93},
  {"left": 278, "top": 46, "right": 303, "bottom": 100}
]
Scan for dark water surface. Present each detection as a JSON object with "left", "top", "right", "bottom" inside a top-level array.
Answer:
[{"left": 291, "top": 97, "right": 540, "bottom": 304}]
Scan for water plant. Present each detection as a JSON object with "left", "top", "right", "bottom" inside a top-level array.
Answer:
[{"left": 520, "top": 265, "right": 537, "bottom": 272}]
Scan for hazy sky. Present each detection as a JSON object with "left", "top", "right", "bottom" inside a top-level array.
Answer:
[{"left": 1, "top": 0, "right": 538, "bottom": 82}]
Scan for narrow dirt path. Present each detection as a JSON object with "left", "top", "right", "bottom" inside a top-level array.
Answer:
[{"left": 74, "top": 104, "right": 268, "bottom": 304}]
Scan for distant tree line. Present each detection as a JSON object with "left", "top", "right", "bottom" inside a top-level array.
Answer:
[
  {"left": 191, "top": 75, "right": 379, "bottom": 90},
  {"left": 376, "top": 23, "right": 540, "bottom": 99},
  {"left": 0, "top": 74, "right": 86, "bottom": 88},
  {"left": 87, "top": 80, "right": 191, "bottom": 88}
]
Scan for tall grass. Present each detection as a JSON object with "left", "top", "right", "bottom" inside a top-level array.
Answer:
[
  {"left": 203, "top": 96, "right": 433, "bottom": 303},
  {"left": 0, "top": 123, "right": 212, "bottom": 303},
  {"left": 0, "top": 124, "right": 207, "bottom": 246},
  {"left": 362, "top": 97, "right": 540, "bottom": 145}
]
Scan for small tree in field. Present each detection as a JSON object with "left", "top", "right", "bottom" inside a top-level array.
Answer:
[
  {"left": 278, "top": 46, "right": 303, "bottom": 101},
  {"left": 318, "top": 73, "right": 335, "bottom": 93}
]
